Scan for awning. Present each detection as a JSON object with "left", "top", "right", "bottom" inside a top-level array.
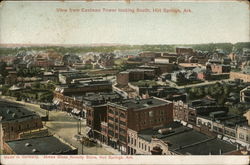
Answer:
[
  {"left": 53, "top": 99, "right": 60, "bottom": 105},
  {"left": 71, "top": 108, "right": 81, "bottom": 114}
]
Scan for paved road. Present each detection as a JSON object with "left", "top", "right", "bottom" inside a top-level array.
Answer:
[{"left": 0, "top": 96, "right": 114, "bottom": 155}]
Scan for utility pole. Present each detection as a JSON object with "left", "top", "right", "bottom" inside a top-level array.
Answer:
[{"left": 79, "top": 119, "right": 81, "bottom": 135}]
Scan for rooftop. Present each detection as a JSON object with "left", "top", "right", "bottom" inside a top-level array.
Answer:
[
  {"left": 175, "top": 138, "right": 237, "bottom": 155},
  {"left": 138, "top": 121, "right": 237, "bottom": 155},
  {"left": 0, "top": 100, "right": 39, "bottom": 122},
  {"left": 6, "top": 135, "right": 77, "bottom": 155},
  {"left": 108, "top": 97, "right": 171, "bottom": 110},
  {"left": 71, "top": 92, "right": 123, "bottom": 106}
]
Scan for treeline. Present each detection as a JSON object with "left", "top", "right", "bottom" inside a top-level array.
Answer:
[{"left": 0, "top": 42, "right": 249, "bottom": 56}]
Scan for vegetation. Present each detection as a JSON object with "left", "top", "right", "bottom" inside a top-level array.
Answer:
[
  {"left": 1, "top": 42, "right": 249, "bottom": 57},
  {"left": 1, "top": 82, "right": 56, "bottom": 103}
]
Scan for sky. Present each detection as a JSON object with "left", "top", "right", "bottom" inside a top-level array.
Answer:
[{"left": 0, "top": 1, "right": 249, "bottom": 45}]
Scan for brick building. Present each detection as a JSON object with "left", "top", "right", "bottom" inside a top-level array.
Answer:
[
  {"left": 0, "top": 100, "right": 43, "bottom": 145},
  {"left": 147, "top": 62, "right": 178, "bottom": 74},
  {"left": 127, "top": 122, "right": 237, "bottom": 155},
  {"left": 84, "top": 92, "right": 124, "bottom": 138},
  {"left": 138, "top": 51, "right": 161, "bottom": 59},
  {"left": 176, "top": 47, "right": 194, "bottom": 55},
  {"left": 53, "top": 80, "right": 113, "bottom": 115},
  {"left": 210, "top": 64, "right": 231, "bottom": 73},
  {"left": 116, "top": 69, "right": 156, "bottom": 86},
  {"left": 100, "top": 97, "right": 173, "bottom": 154},
  {"left": 3, "top": 135, "right": 77, "bottom": 155},
  {"left": 173, "top": 100, "right": 196, "bottom": 125}
]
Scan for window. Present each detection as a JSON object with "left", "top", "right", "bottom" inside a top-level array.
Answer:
[
  {"left": 115, "top": 111, "right": 118, "bottom": 115},
  {"left": 108, "top": 129, "right": 114, "bottom": 136},
  {"left": 149, "top": 111, "right": 154, "bottom": 117},
  {"left": 27, "top": 124, "right": 29, "bottom": 129},
  {"left": 131, "top": 138, "right": 133, "bottom": 144},
  {"left": 239, "top": 133, "right": 245, "bottom": 140},
  {"left": 246, "top": 135, "right": 248, "bottom": 141},
  {"left": 148, "top": 146, "right": 150, "bottom": 152},
  {"left": 142, "top": 143, "right": 144, "bottom": 149},
  {"left": 213, "top": 126, "right": 218, "bottom": 131},
  {"left": 134, "top": 139, "right": 136, "bottom": 147},
  {"left": 120, "top": 128, "right": 125, "bottom": 134},
  {"left": 108, "top": 116, "right": 114, "bottom": 121},
  {"left": 230, "top": 132, "right": 236, "bottom": 137},
  {"left": 145, "top": 145, "right": 147, "bottom": 151},
  {"left": 120, "top": 120, "right": 126, "bottom": 126},
  {"left": 108, "top": 123, "right": 114, "bottom": 128},
  {"left": 109, "top": 109, "right": 114, "bottom": 114},
  {"left": 18, "top": 125, "right": 21, "bottom": 131},
  {"left": 207, "top": 123, "right": 211, "bottom": 129},
  {"left": 139, "top": 142, "right": 141, "bottom": 148},
  {"left": 120, "top": 113, "right": 125, "bottom": 118},
  {"left": 119, "top": 135, "right": 126, "bottom": 142},
  {"left": 11, "top": 126, "right": 13, "bottom": 132},
  {"left": 198, "top": 119, "right": 202, "bottom": 125},
  {"left": 128, "top": 136, "right": 130, "bottom": 143}
]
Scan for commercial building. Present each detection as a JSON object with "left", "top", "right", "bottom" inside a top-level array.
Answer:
[
  {"left": 210, "top": 64, "right": 231, "bottom": 73},
  {"left": 127, "top": 122, "right": 237, "bottom": 155},
  {"left": 0, "top": 100, "right": 43, "bottom": 146},
  {"left": 53, "top": 80, "right": 113, "bottom": 116},
  {"left": 176, "top": 47, "right": 194, "bottom": 55},
  {"left": 85, "top": 92, "right": 124, "bottom": 138},
  {"left": 116, "top": 69, "right": 156, "bottom": 86},
  {"left": 3, "top": 135, "right": 77, "bottom": 155},
  {"left": 100, "top": 97, "right": 173, "bottom": 154},
  {"left": 240, "top": 86, "right": 250, "bottom": 103}
]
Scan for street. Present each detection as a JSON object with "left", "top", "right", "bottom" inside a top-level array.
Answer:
[{"left": 0, "top": 96, "right": 114, "bottom": 155}]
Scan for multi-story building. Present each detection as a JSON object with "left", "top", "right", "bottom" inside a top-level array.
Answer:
[
  {"left": 210, "top": 64, "right": 231, "bottom": 73},
  {"left": 101, "top": 97, "right": 173, "bottom": 154},
  {"left": 127, "top": 122, "right": 237, "bottom": 155},
  {"left": 58, "top": 71, "right": 89, "bottom": 84},
  {"left": 53, "top": 80, "right": 113, "bottom": 115},
  {"left": 236, "top": 126, "right": 250, "bottom": 150},
  {"left": 0, "top": 100, "right": 43, "bottom": 144},
  {"left": 3, "top": 135, "right": 77, "bottom": 155},
  {"left": 176, "top": 47, "right": 194, "bottom": 55},
  {"left": 173, "top": 100, "right": 196, "bottom": 125},
  {"left": 240, "top": 86, "right": 250, "bottom": 103},
  {"left": 173, "top": 99, "right": 228, "bottom": 126},
  {"left": 116, "top": 69, "right": 156, "bottom": 86},
  {"left": 196, "top": 111, "right": 248, "bottom": 147},
  {"left": 84, "top": 92, "right": 124, "bottom": 138}
]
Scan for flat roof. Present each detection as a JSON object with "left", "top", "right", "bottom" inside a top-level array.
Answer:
[
  {"left": 109, "top": 97, "right": 171, "bottom": 110},
  {"left": 175, "top": 139, "right": 237, "bottom": 155},
  {"left": 6, "top": 136, "right": 76, "bottom": 155},
  {"left": 0, "top": 100, "right": 39, "bottom": 122},
  {"left": 138, "top": 121, "right": 237, "bottom": 155}
]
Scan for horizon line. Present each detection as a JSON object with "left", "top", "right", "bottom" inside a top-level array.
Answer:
[{"left": 1, "top": 41, "right": 249, "bottom": 48}]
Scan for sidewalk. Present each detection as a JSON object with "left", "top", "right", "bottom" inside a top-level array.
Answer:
[{"left": 97, "top": 142, "right": 122, "bottom": 155}]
